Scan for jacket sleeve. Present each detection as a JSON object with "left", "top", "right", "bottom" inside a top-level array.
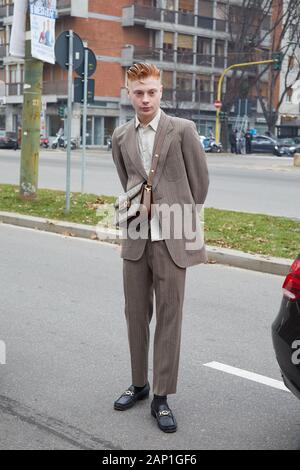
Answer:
[
  {"left": 112, "top": 128, "right": 128, "bottom": 192},
  {"left": 181, "top": 121, "right": 209, "bottom": 205}
]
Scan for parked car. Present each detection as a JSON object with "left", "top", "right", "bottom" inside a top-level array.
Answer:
[
  {"left": 250, "top": 135, "right": 297, "bottom": 156},
  {"left": 250, "top": 135, "right": 281, "bottom": 155},
  {"left": 272, "top": 254, "right": 300, "bottom": 399},
  {"left": 276, "top": 138, "right": 300, "bottom": 157},
  {"left": 0, "top": 131, "right": 18, "bottom": 149}
]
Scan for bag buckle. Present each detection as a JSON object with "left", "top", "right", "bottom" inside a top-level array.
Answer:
[{"left": 144, "top": 184, "right": 152, "bottom": 192}]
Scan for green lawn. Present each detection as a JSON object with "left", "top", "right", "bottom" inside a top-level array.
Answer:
[{"left": 0, "top": 184, "right": 299, "bottom": 259}]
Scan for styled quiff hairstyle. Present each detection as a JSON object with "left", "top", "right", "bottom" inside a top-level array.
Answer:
[{"left": 127, "top": 63, "right": 161, "bottom": 82}]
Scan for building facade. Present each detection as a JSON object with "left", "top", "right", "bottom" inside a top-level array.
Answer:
[{"left": 0, "top": 0, "right": 275, "bottom": 145}]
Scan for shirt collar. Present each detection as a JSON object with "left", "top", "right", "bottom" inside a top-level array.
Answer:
[{"left": 135, "top": 109, "right": 161, "bottom": 131}]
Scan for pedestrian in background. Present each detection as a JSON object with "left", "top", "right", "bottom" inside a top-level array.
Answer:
[
  {"left": 230, "top": 129, "right": 237, "bottom": 153},
  {"left": 244, "top": 129, "right": 252, "bottom": 154}
]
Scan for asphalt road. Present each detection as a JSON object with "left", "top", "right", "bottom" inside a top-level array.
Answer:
[
  {"left": 0, "top": 223, "right": 299, "bottom": 450},
  {"left": 0, "top": 149, "right": 299, "bottom": 219}
]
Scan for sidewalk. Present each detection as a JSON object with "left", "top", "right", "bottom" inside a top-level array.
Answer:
[{"left": 0, "top": 211, "right": 292, "bottom": 276}]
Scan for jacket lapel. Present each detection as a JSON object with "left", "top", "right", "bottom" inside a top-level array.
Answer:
[
  {"left": 152, "top": 111, "right": 174, "bottom": 190},
  {"left": 124, "top": 120, "right": 148, "bottom": 180}
]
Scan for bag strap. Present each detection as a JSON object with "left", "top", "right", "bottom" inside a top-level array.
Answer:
[{"left": 144, "top": 116, "right": 171, "bottom": 190}]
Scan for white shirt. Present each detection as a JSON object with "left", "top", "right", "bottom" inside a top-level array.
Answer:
[{"left": 135, "top": 109, "right": 163, "bottom": 241}]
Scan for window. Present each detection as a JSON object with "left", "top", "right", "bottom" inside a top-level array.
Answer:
[
  {"left": 162, "top": 71, "right": 173, "bottom": 100},
  {"left": 177, "top": 34, "right": 194, "bottom": 64},
  {"left": 163, "top": 32, "right": 174, "bottom": 61},
  {"left": 288, "top": 55, "right": 295, "bottom": 70},
  {"left": 196, "top": 75, "right": 211, "bottom": 103},
  {"left": 176, "top": 72, "right": 193, "bottom": 100},
  {"left": 179, "top": 0, "right": 194, "bottom": 12},
  {"left": 164, "top": 0, "right": 175, "bottom": 10},
  {"left": 198, "top": 0, "right": 213, "bottom": 17},
  {"left": 162, "top": 70, "right": 173, "bottom": 89},
  {"left": 286, "top": 88, "right": 293, "bottom": 103},
  {"left": 197, "top": 37, "right": 212, "bottom": 66}
]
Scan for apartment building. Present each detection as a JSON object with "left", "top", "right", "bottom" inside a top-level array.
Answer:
[{"left": 0, "top": 0, "right": 273, "bottom": 145}]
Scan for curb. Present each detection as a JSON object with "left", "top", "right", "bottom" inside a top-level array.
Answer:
[{"left": 0, "top": 211, "right": 292, "bottom": 276}]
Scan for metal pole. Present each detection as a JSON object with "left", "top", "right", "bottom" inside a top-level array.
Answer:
[
  {"left": 65, "top": 30, "right": 73, "bottom": 214},
  {"left": 81, "top": 48, "right": 88, "bottom": 193},
  {"left": 215, "top": 59, "right": 275, "bottom": 145}
]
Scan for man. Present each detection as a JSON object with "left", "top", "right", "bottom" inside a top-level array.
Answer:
[
  {"left": 112, "top": 63, "right": 209, "bottom": 433},
  {"left": 230, "top": 129, "right": 237, "bottom": 154},
  {"left": 244, "top": 129, "right": 252, "bottom": 154}
]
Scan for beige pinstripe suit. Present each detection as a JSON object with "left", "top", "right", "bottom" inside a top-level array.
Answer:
[{"left": 112, "top": 110, "right": 209, "bottom": 395}]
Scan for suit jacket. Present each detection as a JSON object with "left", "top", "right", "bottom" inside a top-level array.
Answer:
[{"left": 112, "top": 110, "right": 209, "bottom": 268}]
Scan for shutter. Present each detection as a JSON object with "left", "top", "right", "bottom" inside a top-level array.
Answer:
[
  {"left": 177, "top": 34, "right": 193, "bottom": 49},
  {"left": 163, "top": 32, "right": 174, "bottom": 45}
]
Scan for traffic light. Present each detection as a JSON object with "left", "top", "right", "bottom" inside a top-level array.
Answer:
[
  {"left": 58, "top": 106, "right": 65, "bottom": 118},
  {"left": 272, "top": 52, "right": 283, "bottom": 71},
  {"left": 219, "top": 111, "right": 227, "bottom": 122}
]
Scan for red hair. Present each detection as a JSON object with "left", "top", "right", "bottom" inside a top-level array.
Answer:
[{"left": 127, "top": 63, "right": 161, "bottom": 82}]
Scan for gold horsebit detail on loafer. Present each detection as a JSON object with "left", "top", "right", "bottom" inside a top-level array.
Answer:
[{"left": 158, "top": 410, "right": 171, "bottom": 416}]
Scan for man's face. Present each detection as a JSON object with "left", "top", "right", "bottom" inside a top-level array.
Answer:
[{"left": 127, "top": 76, "right": 162, "bottom": 124}]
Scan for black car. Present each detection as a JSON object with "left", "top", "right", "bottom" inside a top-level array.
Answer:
[
  {"left": 276, "top": 138, "right": 300, "bottom": 157},
  {"left": 0, "top": 131, "right": 18, "bottom": 149},
  {"left": 250, "top": 135, "right": 281, "bottom": 155},
  {"left": 272, "top": 254, "right": 300, "bottom": 399},
  {"left": 250, "top": 135, "right": 297, "bottom": 156}
]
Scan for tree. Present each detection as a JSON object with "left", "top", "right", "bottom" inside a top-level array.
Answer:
[{"left": 219, "top": 0, "right": 300, "bottom": 145}]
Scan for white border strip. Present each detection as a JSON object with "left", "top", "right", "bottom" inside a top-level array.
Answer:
[{"left": 204, "top": 362, "right": 290, "bottom": 392}]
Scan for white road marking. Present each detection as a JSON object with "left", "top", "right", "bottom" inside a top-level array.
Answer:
[{"left": 204, "top": 361, "right": 290, "bottom": 392}]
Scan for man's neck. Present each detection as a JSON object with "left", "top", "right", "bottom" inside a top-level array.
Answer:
[{"left": 137, "top": 109, "right": 160, "bottom": 127}]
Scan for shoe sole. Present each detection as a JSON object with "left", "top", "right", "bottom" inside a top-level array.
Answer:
[
  {"left": 151, "top": 408, "right": 177, "bottom": 433},
  {"left": 114, "top": 390, "right": 150, "bottom": 411}
]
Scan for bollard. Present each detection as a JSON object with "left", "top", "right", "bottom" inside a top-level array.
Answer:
[{"left": 294, "top": 153, "right": 300, "bottom": 167}]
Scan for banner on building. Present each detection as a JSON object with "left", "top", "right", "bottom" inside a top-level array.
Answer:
[
  {"left": 30, "top": 0, "right": 57, "bottom": 64},
  {"left": 9, "top": 0, "right": 28, "bottom": 58}
]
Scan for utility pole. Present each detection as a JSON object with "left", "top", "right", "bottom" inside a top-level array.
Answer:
[
  {"left": 19, "top": 9, "right": 43, "bottom": 200},
  {"left": 215, "top": 58, "right": 277, "bottom": 145}
]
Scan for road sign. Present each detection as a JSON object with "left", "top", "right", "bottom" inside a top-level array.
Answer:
[
  {"left": 214, "top": 100, "right": 222, "bottom": 109},
  {"left": 75, "top": 48, "right": 97, "bottom": 78},
  {"left": 74, "top": 77, "right": 95, "bottom": 104},
  {"left": 55, "top": 31, "right": 84, "bottom": 71}
]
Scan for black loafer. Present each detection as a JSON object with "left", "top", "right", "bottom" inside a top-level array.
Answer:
[
  {"left": 114, "top": 383, "right": 150, "bottom": 411},
  {"left": 151, "top": 402, "right": 177, "bottom": 433}
]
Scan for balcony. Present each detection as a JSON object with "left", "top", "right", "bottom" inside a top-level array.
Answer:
[
  {"left": 175, "top": 89, "right": 193, "bottom": 101},
  {"left": 196, "top": 54, "right": 213, "bottom": 67},
  {"left": 178, "top": 11, "right": 195, "bottom": 27},
  {"left": 0, "top": 45, "right": 7, "bottom": 59},
  {"left": 214, "top": 56, "right": 225, "bottom": 68},
  {"left": 195, "top": 91, "right": 213, "bottom": 104},
  {"left": 43, "top": 80, "right": 68, "bottom": 96},
  {"left": 123, "top": 5, "right": 226, "bottom": 32},
  {"left": 57, "top": 0, "right": 71, "bottom": 15},
  {"left": 0, "top": 6, "right": 6, "bottom": 19},
  {"left": 7, "top": 83, "right": 23, "bottom": 96}
]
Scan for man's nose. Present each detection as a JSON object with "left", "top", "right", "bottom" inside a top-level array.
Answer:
[{"left": 142, "top": 94, "right": 150, "bottom": 103}]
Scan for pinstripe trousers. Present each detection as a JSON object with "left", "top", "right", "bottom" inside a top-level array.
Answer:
[{"left": 123, "top": 236, "right": 187, "bottom": 396}]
